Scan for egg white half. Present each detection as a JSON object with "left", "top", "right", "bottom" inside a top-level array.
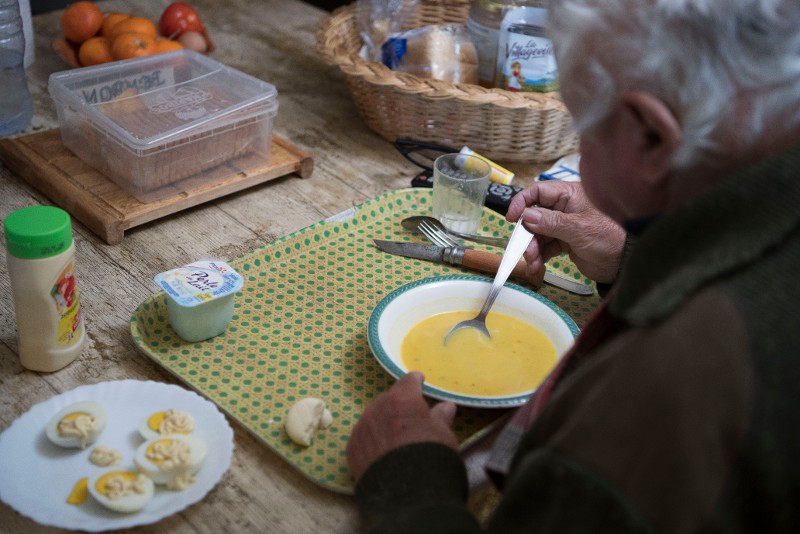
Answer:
[
  {"left": 134, "top": 434, "right": 207, "bottom": 487},
  {"left": 87, "top": 469, "right": 155, "bottom": 513},
  {"left": 137, "top": 409, "right": 195, "bottom": 440},
  {"left": 45, "top": 401, "right": 107, "bottom": 449}
]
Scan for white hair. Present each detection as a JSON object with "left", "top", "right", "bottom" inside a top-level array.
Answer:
[{"left": 548, "top": 0, "right": 800, "bottom": 168}]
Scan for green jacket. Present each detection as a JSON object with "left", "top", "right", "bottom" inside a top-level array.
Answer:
[{"left": 354, "top": 145, "right": 800, "bottom": 533}]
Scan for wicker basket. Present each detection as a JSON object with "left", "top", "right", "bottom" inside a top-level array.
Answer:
[{"left": 315, "top": 0, "right": 579, "bottom": 163}]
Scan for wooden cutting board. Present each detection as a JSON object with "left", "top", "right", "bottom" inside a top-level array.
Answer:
[{"left": 0, "top": 129, "right": 313, "bottom": 245}]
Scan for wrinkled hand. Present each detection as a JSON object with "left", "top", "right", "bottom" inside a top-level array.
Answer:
[
  {"left": 347, "top": 372, "right": 459, "bottom": 481},
  {"left": 506, "top": 181, "right": 626, "bottom": 284}
]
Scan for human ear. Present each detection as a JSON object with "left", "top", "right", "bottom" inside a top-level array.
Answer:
[{"left": 619, "top": 90, "right": 682, "bottom": 184}]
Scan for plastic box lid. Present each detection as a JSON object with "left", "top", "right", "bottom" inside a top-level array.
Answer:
[{"left": 48, "top": 50, "right": 278, "bottom": 154}]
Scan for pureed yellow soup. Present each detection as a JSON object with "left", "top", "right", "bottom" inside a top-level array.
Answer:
[{"left": 401, "top": 310, "right": 558, "bottom": 397}]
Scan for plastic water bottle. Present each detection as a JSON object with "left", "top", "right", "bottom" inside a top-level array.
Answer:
[
  {"left": 18, "top": 0, "right": 32, "bottom": 67},
  {"left": 0, "top": 0, "right": 33, "bottom": 136}
]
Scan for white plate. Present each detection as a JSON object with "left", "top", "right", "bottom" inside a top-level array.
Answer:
[
  {"left": 367, "top": 275, "right": 579, "bottom": 408},
  {"left": 0, "top": 380, "right": 234, "bottom": 531}
]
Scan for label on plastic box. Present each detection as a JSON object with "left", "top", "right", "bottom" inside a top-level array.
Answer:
[
  {"left": 78, "top": 68, "right": 176, "bottom": 105},
  {"left": 154, "top": 260, "right": 244, "bottom": 308}
]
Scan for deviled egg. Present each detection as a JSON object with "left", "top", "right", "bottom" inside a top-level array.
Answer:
[
  {"left": 137, "top": 408, "right": 195, "bottom": 440},
  {"left": 88, "top": 469, "right": 155, "bottom": 513},
  {"left": 45, "top": 401, "right": 107, "bottom": 449},
  {"left": 134, "top": 434, "right": 207, "bottom": 490}
]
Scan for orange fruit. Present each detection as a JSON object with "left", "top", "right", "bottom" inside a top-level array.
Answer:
[
  {"left": 100, "top": 12, "right": 130, "bottom": 39},
  {"left": 105, "top": 88, "right": 145, "bottom": 115},
  {"left": 108, "top": 16, "right": 158, "bottom": 41},
  {"left": 60, "top": 1, "right": 103, "bottom": 44},
  {"left": 78, "top": 36, "right": 112, "bottom": 66},
  {"left": 110, "top": 32, "right": 157, "bottom": 61},
  {"left": 154, "top": 38, "right": 184, "bottom": 54}
]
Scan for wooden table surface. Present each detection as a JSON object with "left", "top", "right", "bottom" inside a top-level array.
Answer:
[{"left": 0, "top": 1, "right": 550, "bottom": 531}]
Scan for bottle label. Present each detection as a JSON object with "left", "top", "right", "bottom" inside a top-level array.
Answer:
[
  {"left": 51, "top": 261, "right": 82, "bottom": 347},
  {"left": 496, "top": 8, "right": 559, "bottom": 93},
  {"left": 498, "top": 26, "right": 558, "bottom": 92}
]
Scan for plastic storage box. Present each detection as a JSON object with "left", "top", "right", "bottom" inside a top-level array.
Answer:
[{"left": 49, "top": 50, "right": 278, "bottom": 203}]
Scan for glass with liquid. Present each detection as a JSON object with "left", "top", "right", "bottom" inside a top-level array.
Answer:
[{"left": 432, "top": 153, "right": 491, "bottom": 234}]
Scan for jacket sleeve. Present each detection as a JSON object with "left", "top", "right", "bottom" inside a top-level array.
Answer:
[
  {"left": 485, "top": 446, "right": 655, "bottom": 533},
  {"left": 354, "top": 442, "right": 483, "bottom": 534},
  {"left": 354, "top": 441, "right": 654, "bottom": 534}
]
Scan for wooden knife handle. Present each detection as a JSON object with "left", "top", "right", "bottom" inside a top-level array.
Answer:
[{"left": 461, "top": 249, "right": 545, "bottom": 288}]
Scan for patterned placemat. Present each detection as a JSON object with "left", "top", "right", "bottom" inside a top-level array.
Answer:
[{"left": 130, "top": 188, "right": 602, "bottom": 494}]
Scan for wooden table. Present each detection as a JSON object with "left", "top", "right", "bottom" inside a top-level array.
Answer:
[{"left": 0, "top": 1, "right": 551, "bottom": 531}]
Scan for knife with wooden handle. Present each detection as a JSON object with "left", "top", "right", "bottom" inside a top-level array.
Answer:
[{"left": 372, "top": 239, "right": 544, "bottom": 288}]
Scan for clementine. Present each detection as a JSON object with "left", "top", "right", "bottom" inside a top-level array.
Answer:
[
  {"left": 60, "top": 1, "right": 103, "bottom": 44},
  {"left": 108, "top": 16, "right": 158, "bottom": 41},
  {"left": 110, "top": 32, "right": 157, "bottom": 61},
  {"left": 100, "top": 12, "right": 130, "bottom": 39},
  {"left": 78, "top": 36, "right": 113, "bottom": 66},
  {"left": 154, "top": 38, "right": 184, "bottom": 54}
]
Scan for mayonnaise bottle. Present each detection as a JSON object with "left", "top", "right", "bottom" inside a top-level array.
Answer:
[{"left": 3, "top": 206, "right": 86, "bottom": 371}]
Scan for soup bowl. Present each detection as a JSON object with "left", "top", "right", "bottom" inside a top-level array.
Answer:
[{"left": 367, "top": 275, "right": 580, "bottom": 408}]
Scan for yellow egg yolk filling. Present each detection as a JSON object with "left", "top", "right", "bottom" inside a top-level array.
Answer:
[{"left": 66, "top": 477, "right": 89, "bottom": 505}]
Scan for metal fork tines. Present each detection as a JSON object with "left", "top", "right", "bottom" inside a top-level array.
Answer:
[
  {"left": 415, "top": 216, "right": 596, "bottom": 295},
  {"left": 418, "top": 219, "right": 460, "bottom": 248}
]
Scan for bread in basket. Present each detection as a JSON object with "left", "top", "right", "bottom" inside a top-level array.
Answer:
[{"left": 315, "top": 0, "right": 579, "bottom": 163}]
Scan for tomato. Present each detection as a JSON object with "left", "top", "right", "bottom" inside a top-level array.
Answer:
[{"left": 159, "top": 2, "right": 204, "bottom": 39}]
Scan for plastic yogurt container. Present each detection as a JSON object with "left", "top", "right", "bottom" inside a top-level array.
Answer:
[{"left": 154, "top": 259, "right": 244, "bottom": 342}]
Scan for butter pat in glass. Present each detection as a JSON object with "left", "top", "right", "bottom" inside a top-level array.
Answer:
[
  {"left": 154, "top": 260, "right": 244, "bottom": 342},
  {"left": 432, "top": 153, "right": 491, "bottom": 234}
]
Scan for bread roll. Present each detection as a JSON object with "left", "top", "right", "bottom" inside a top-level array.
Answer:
[{"left": 395, "top": 24, "right": 478, "bottom": 85}]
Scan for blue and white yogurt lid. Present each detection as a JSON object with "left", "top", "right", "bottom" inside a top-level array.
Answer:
[{"left": 154, "top": 259, "right": 244, "bottom": 308}]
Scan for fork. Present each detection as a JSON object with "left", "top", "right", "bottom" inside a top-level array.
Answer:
[{"left": 418, "top": 219, "right": 460, "bottom": 248}]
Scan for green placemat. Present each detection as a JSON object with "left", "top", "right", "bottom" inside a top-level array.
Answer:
[{"left": 130, "top": 188, "right": 602, "bottom": 493}]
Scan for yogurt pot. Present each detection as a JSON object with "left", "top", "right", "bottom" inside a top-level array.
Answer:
[{"left": 154, "top": 260, "right": 244, "bottom": 342}]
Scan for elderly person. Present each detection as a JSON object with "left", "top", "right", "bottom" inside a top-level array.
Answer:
[{"left": 347, "top": 0, "right": 800, "bottom": 531}]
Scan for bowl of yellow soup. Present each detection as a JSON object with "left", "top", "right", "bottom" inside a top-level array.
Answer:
[{"left": 367, "top": 275, "right": 579, "bottom": 408}]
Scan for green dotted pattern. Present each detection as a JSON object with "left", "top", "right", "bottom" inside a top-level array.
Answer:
[{"left": 130, "top": 188, "right": 602, "bottom": 494}]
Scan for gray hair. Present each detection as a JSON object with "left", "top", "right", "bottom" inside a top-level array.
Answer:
[{"left": 548, "top": 0, "right": 800, "bottom": 168}]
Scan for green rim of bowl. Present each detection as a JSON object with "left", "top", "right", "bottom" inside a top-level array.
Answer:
[{"left": 366, "top": 275, "right": 580, "bottom": 408}]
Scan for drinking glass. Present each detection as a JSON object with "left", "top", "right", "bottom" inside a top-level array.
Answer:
[{"left": 432, "top": 153, "right": 491, "bottom": 234}]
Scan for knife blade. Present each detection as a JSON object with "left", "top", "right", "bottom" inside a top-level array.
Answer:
[
  {"left": 543, "top": 272, "right": 596, "bottom": 295},
  {"left": 373, "top": 239, "right": 543, "bottom": 287}
]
